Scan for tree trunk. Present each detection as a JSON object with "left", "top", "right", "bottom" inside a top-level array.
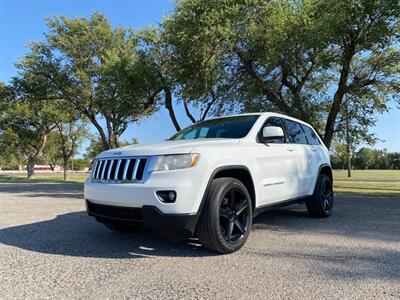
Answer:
[
  {"left": 183, "top": 99, "right": 197, "bottom": 123},
  {"left": 345, "top": 101, "right": 351, "bottom": 178},
  {"left": 87, "top": 114, "right": 111, "bottom": 150},
  {"left": 63, "top": 157, "right": 69, "bottom": 181},
  {"left": 164, "top": 87, "right": 181, "bottom": 132},
  {"left": 113, "top": 131, "right": 121, "bottom": 148},
  {"left": 347, "top": 156, "right": 352, "bottom": 178},
  {"left": 323, "top": 46, "right": 355, "bottom": 149},
  {"left": 63, "top": 167, "right": 69, "bottom": 181},
  {"left": 27, "top": 158, "right": 35, "bottom": 179}
]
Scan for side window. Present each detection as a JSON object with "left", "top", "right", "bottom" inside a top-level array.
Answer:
[
  {"left": 283, "top": 119, "right": 307, "bottom": 144},
  {"left": 301, "top": 125, "right": 321, "bottom": 145},
  {"left": 259, "top": 117, "right": 286, "bottom": 143}
]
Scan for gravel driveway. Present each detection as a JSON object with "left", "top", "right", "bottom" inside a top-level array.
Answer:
[{"left": 0, "top": 182, "right": 399, "bottom": 299}]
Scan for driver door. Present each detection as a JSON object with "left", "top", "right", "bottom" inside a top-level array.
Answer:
[{"left": 252, "top": 117, "right": 297, "bottom": 206}]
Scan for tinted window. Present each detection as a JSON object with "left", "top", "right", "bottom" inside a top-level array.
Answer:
[
  {"left": 259, "top": 117, "right": 286, "bottom": 143},
  {"left": 301, "top": 125, "right": 320, "bottom": 145},
  {"left": 169, "top": 115, "right": 259, "bottom": 140},
  {"left": 283, "top": 119, "right": 307, "bottom": 144}
]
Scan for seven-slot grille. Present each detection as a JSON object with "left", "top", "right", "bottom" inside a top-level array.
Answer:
[{"left": 92, "top": 158, "right": 147, "bottom": 183}]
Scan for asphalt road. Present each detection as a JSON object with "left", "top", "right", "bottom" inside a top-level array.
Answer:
[{"left": 0, "top": 183, "right": 399, "bottom": 299}]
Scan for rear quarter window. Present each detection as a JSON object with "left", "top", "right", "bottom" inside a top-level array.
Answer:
[
  {"left": 301, "top": 125, "right": 321, "bottom": 145},
  {"left": 283, "top": 119, "right": 308, "bottom": 144}
]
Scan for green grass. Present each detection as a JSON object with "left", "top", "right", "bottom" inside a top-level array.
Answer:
[
  {"left": 333, "top": 169, "right": 400, "bottom": 181},
  {"left": 1, "top": 169, "right": 399, "bottom": 197},
  {"left": 0, "top": 173, "right": 88, "bottom": 184},
  {"left": 333, "top": 169, "right": 400, "bottom": 197}
]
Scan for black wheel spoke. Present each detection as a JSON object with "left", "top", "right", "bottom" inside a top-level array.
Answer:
[
  {"left": 326, "top": 191, "right": 333, "bottom": 198},
  {"left": 324, "top": 199, "right": 330, "bottom": 211},
  {"left": 235, "top": 200, "right": 248, "bottom": 216},
  {"left": 229, "top": 189, "right": 236, "bottom": 207},
  {"left": 234, "top": 219, "right": 245, "bottom": 234},
  {"left": 225, "top": 220, "right": 234, "bottom": 242}
]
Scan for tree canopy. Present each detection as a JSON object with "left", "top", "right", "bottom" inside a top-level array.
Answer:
[
  {"left": 14, "top": 13, "right": 156, "bottom": 150},
  {"left": 1, "top": 1, "right": 399, "bottom": 178},
  {"left": 163, "top": 0, "right": 400, "bottom": 148}
]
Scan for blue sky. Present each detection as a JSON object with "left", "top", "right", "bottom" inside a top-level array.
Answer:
[{"left": 0, "top": 0, "right": 399, "bottom": 152}]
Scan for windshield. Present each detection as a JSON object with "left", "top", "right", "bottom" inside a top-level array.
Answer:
[{"left": 168, "top": 115, "right": 260, "bottom": 140}]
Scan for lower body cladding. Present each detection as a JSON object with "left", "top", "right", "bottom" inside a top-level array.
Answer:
[{"left": 85, "top": 199, "right": 198, "bottom": 236}]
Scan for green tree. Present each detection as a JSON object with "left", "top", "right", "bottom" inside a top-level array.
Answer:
[
  {"left": 163, "top": 0, "right": 400, "bottom": 147},
  {"left": 84, "top": 137, "right": 138, "bottom": 162},
  {"left": 354, "top": 148, "right": 377, "bottom": 169},
  {"left": 333, "top": 95, "right": 380, "bottom": 176},
  {"left": 0, "top": 96, "right": 59, "bottom": 178},
  {"left": 73, "top": 158, "right": 91, "bottom": 171},
  {"left": 0, "top": 129, "right": 25, "bottom": 170},
  {"left": 387, "top": 152, "right": 400, "bottom": 169},
  {"left": 15, "top": 13, "right": 156, "bottom": 150},
  {"left": 135, "top": 28, "right": 231, "bottom": 132},
  {"left": 55, "top": 117, "right": 89, "bottom": 181}
]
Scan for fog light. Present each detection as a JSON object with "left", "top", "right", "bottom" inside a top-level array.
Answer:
[
  {"left": 156, "top": 190, "right": 177, "bottom": 203},
  {"left": 168, "top": 191, "right": 176, "bottom": 201}
]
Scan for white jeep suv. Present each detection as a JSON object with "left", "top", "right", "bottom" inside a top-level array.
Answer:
[{"left": 84, "top": 113, "right": 333, "bottom": 253}]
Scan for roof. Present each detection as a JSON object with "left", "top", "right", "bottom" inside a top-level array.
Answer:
[{"left": 211, "top": 112, "right": 312, "bottom": 126}]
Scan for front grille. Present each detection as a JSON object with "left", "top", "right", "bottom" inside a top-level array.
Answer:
[
  {"left": 92, "top": 157, "right": 148, "bottom": 183},
  {"left": 86, "top": 200, "right": 143, "bottom": 221}
]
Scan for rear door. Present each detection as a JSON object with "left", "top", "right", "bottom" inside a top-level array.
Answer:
[
  {"left": 301, "top": 124, "right": 325, "bottom": 195},
  {"left": 281, "top": 118, "right": 310, "bottom": 197}
]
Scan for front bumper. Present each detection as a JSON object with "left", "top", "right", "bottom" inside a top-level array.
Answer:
[
  {"left": 86, "top": 200, "right": 198, "bottom": 233},
  {"left": 84, "top": 161, "right": 211, "bottom": 215}
]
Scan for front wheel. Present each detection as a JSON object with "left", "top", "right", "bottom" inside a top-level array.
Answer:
[
  {"left": 306, "top": 174, "right": 334, "bottom": 218},
  {"left": 196, "top": 177, "right": 253, "bottom": 254}
]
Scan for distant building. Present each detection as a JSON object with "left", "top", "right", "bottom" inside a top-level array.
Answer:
[{"left": 31, "top": 165, "right": 64, "bottom": 171}]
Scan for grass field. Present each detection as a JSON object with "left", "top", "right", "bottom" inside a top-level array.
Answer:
[
  {"left": 0, "top": 173, "right": 88, "bottom": 184},
  {"left": 1, "top": 169, "right": 399, "bottom": 197},
  {"left": 333, "top": 169, "right": 400, "bottom": 181},
  {"left": 333, "top": 169, "right": 400, "bottom": 197}
]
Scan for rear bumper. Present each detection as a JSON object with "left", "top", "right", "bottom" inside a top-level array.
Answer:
[{"left": 86, "top": 200, "right": 198, "bottom": 233}]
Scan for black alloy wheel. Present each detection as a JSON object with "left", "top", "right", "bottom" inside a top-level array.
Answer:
[
  {"left": 196, "top": 177, "right": 253, "bottom": 254},
  {"left": 306, "top": 173, "right": 334, "bottom": 218},
  {"left": 321, "top": 178, "right": 334, "bottom": 214},
  {"left": 219, "top": 188, "right": 251, "bottom": 244}
]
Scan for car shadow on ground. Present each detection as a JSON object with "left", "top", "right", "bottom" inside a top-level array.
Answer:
[
  {"left": 1, "top": 181, "right": 399, "bottom": 258},
  {"left": 1, "top": 195, "right": 400, "bottom": 261},
  {"left": 0, "top": 210, "right": 218, "bottom": 258}
]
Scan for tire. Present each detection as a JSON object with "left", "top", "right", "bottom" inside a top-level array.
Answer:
[
  {"left": 103, "top": 221, "right": 142, "bottom": 233},
  {"left": 306, "top": 174, "right": 334, "bottom": 218},
  {"left": 196, "top": 177, "right": 253, "bottom": 254}
]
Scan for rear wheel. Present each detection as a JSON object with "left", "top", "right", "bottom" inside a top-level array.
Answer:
[
  {"left": 196, "top": 177, "right": 253, "bottom": 254},
  {"left": 306, "top": 174, "right": 334, "bottom": 218},
  {"left": 102, "top": 221, "right": 142, "bottom": 233}
]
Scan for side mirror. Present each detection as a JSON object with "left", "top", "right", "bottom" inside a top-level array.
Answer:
[{"left": 261, "top": 126, "right": 284, "bottom": 142}]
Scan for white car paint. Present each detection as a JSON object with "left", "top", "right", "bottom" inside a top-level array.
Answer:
[{"left": 84, "top": 112, "right": 330, "bottom": 215}]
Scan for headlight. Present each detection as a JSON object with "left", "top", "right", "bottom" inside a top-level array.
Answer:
[{"left": 152, "top": 153, "right": 200, "bottom": 171}]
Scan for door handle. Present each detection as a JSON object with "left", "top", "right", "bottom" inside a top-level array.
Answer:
[
  {"left": 286, "top": 147, "right": 295, "bottom": 152},
  {"left": 311, "top": 148, "right": 317, "bottom": 152}
]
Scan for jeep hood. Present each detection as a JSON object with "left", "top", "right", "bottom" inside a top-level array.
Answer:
[{"left": 97, "top": 139, "right": 240, "bottom": 158}]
